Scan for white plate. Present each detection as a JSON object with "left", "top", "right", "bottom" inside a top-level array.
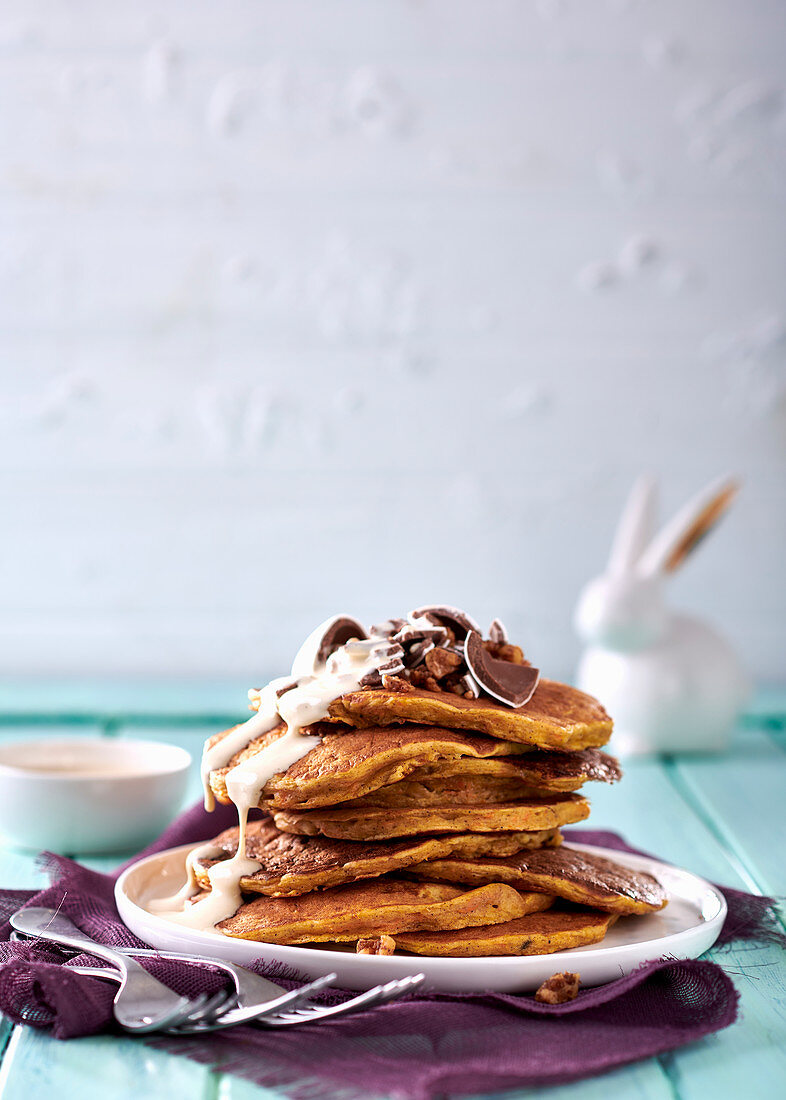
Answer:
[{"left": 115, "top": 842, "right": 726, "bottom": 993}]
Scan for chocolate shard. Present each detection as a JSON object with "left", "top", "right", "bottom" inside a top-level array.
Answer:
[
  {"left": 403, "top": 638, "right": 435, "bottom": 665},
  {"left": 318, "top": 620, "right": 368, "bottom": 663},
  {"left": 292, "top": 614, "right": 368, "bottom": 677},
  {"left": 488, "top": 618, "right": 509, "bottom": 645},
  {"left": 394, "top": 616, "right": 447, "bottom": 647},
  {"left": 409, "top": 605, "right": 480, "bottom": 642},
  {"left": 371, "top": 617, "right": 407, "bottom": 638},
  {"left": 463, "top": 630, "right": 539, "bottom": 708}
]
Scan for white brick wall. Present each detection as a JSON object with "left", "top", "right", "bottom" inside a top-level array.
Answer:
[{"left": 1, "top": 1, "right": 784, "bottom": 681}]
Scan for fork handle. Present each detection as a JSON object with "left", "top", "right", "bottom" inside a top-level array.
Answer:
[{"left": 11, "top": 907, "right": 136, "bottom": 977}]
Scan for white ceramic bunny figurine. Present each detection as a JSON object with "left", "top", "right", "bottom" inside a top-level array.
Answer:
[{"left": 574, "top": 475, "right": 750, "bottom": 754}]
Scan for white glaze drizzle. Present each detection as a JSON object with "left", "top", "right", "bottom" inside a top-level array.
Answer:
[
  {"left": 200, "top": 674, "right": 295, "bottom": 813},
  {"left": 155, "top": 622, "right": 396, "bottom": 932}
]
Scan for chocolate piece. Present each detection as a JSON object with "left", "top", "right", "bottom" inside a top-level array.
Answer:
[
  {"left": 371, "top": 618, "right": 407, "bottom": 638},
  {"left": 394, "top": 617, "right": 448, "bottom": 649},
  {"left": 488, "top": 618, "right": 508, "bottom": 645},
  {"left": 410, "top": 605, "right": 480, "bottom": 642},
  {"left": 464, "top": 631, "right": 539, "bottom": 708},
  {"left": 405, "top": 638, "right": 435, "bottom": 664},
  {"left": 359, "top": 660, "right": 406, "bottom": 688},
  {"left": 459, "top": 673, "right": 480, "bottom": 698},
  {"left": 316, "top": 617, "right": 368, "bottom": 665},
  {"left": 535, "top": 972, "right": 580, "bottom": 1004}
]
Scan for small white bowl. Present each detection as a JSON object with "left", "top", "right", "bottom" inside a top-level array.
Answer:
[{"left": 0, "top": 737, "right": 191, "bottom": 855}]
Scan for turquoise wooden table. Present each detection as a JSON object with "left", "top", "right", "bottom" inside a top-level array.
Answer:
[{"left": 0, "top": 680, "right": 784, "bottom": 1100}]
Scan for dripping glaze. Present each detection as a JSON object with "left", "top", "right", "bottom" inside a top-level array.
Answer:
[{"left": 153, "top": 624, "right": 395, "bottom": 931}]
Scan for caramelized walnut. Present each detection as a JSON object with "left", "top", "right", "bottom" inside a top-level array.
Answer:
[
  {"left": 535, "top": 972, "right": 580, "bottom": 1004},
  {"left": 381, "top": 675, "right": 416, "bottom": 693},
  {"left": 482, "top": 640, "right": 527, "bottom": 665},
  {"left": 424, "top": 648, "right": 463, "bottom": 679},
  {"left": 409, "top": 668, "right": 441, "bottom": 692},
  {"left": 356, "top": 935, "right": 396, "bottom": 956}
]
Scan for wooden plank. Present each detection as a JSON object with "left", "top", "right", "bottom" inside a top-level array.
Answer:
[
  {"left": 578, "top": 754, "right": 786, "bottom": 1099},
  {"left": 0, "top": 678, "right": 248, "bottom": 725},
  {"left": 573, "top": 756, "right": 753, "bottom": 889},
  {"left": 660, "top": 936, "right": 786, "bottom": 1098},
  {"left": 740, "top": 687, "right": 786, "bottom": 730},
  {"left": 0, "top": 1026, "right": 220, "bottom": 1100},
  {"left": 668, "top": 730, "right": 786, "bottom": 897},
  {"left": 643, "top": 733, "right": 786, "bottom": 1100}
]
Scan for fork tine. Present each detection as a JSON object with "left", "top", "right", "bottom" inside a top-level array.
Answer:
[
  {"left": 261, "top": 973, "right": 425, "bottom": 1027},
  {"left": 163, "top": 972, "right": 338, "bottom": 1034},
  {"left": 125, "top": 993, "right": 214, "bottom": 1034},
  {"left": 179, "top": 986, "right": 238, "bottom": 1025}
]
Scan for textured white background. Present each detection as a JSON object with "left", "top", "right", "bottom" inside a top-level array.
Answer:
[{"left": 1, "top": 1, "right": 784, "bottom": 683}]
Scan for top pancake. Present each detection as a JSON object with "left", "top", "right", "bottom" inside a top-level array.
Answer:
[
  {"left": 209, "top": 722, "right": 534, "bottom": 811},
  {"left": 327, "top": 679, "right": 612, "bottom": 750}
]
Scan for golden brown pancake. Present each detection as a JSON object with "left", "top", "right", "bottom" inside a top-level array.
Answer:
[
  {"left": 403, "top": 748, "right": 621, "bottom": 794},
  {"left": 408, "top": 846, "right": 667, "bottom": 915},
  {"left": 337, "top": 775, "right": 553, "bottom": 808},
  {"left": 336, "top": 749, "right": 621, "bottom": 808},
  {"left": 272, "top": 794, "right": 590, "bottom": 842},
  {"left": 208, "top": 723, "right": 533, "bottom": 812},
  {"left": 193, "top": 817, "right": 563, "bottom": 896},
  {"left": 327, "top": 680, "right": 612, "bottom": 750},
  {"left": 394, "top": 909, "right": 616, "bottom": 956},
  {"left": 216, "top": 878, "right": 549, "bottom": 944}
]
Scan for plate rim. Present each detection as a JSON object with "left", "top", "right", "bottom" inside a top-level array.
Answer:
[{"left": 115, "top": 840, "right": 728, "bottom": 973}]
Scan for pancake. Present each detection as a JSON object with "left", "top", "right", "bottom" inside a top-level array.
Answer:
[
  {"left": 337, "top": 749, "right": 621, "bottom": 808},
  {"left": 216, "top": 878, "right": 548, "bottom": 944},
  {"left": 194, "top": 817, "right": 563, "bottom": 896},
  {"left": 209, "top": 723, "right": 534, "bottom": 812},
  {"left": 337, "top": 775, "right": 554, "bottom": 808},
  {"left": 408, "top": 845, "right": 667, "bottom": 915},
  {"left": 272, "top": 794, "right": 590, "bottom": 842},
  {"left": 394, "top": 909, "right": 616, "bottom": 956},
  {"left": 402, "top": 748, "right": 621, "bottom": 793},
  {"left": 327, "top": 679, "right": 612, "bottom": 750}
]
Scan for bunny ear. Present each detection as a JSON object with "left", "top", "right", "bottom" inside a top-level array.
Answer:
[
  {"left": 638, "top": 477, "right": 740, "bottom": 577},
  {"left": 607, "top": 475, "right": 659, "bottom": 575}
]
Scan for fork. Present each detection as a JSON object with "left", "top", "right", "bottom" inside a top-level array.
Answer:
[
  {"left": 10, "top": 907, "right": 236, "bottom": 1033},
  {"left": 250, "top": 973, "right": 426, "bottom": 1030},
  {"left": 69, "top": 965, "right": 426, "bottom": 1032},
  {"left": 113, "top": 946, "right": 336, "bottom": 1016},
  {"left": 170, "top": 972, "right": 426, "bottom": 1032},
  {"left": 11, "top": 931, "right": 337, "bottom": 1025}
]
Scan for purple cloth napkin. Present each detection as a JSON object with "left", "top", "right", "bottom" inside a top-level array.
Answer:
[{"left": 0, "top": 803, "right": 782, "bottom": 1100}]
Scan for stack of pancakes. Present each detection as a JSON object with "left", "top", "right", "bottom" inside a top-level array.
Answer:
[{"left": 194, "top": 608, "right": 667, "bottom": 956}]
